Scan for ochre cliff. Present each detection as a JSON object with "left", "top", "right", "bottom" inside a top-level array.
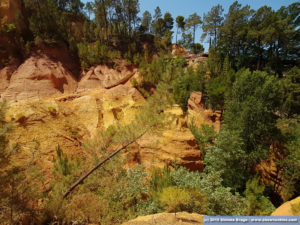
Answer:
[
  {"left": 6, "top": 85, "right": 219, "bottom": 177},
  {"left": 2, "top": 55, "right": 78, "bottom": 101}
]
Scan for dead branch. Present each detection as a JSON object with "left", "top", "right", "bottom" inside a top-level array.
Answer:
[{"left": 63, "top": 130, "right": 147, "bottom": 199}]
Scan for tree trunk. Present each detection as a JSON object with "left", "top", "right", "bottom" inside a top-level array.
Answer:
[
  {"left": 176, "top": 26, "right": 178, "bottom": 44},
  {"left": 63, "top": 130, "right": 148, "bottom": 199},
  {"left": 193, "top": 26, "right": 196, "bottom": 44}
]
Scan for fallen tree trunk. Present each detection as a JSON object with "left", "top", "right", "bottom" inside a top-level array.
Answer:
[{"left": 63, "top": 130, "right": 147, "bottom": 199}]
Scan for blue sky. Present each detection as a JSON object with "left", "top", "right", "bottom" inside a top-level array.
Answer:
[{"left": 82, "top": 0, "right": 297, "bottom": 51}]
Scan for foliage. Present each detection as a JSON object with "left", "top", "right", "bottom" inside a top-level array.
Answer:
[
  {"left": 140, "top": 11, "right": 152, "bottom": 33},
  {"left": 185, "top": 13, "right": 202, "bottom": 44},
  {"left": 202, "top": 4, "right": 224, "bottom": 47},
  {"left": 279, "top": 67, "right": 300, "bottom": 117},
  {"left": 245, "top": 177, "right": 275, "bottom": 215},
  {"left": 277, "top": 117, "right": 300, "bottom": 201},
  {"left": 191, "top": 43, "right": 204, "bottom": 54},
  {"left": 24, "top": 0, "right": 69, "bottom": 42},
  {"left": 175, "top": 16, "right": 185, "bottom": 43},
  {"left": 0, "top": 102, "right": 41, "bottom": 224},
  {"left": 224, "top": 69, "right": 281, "bottom": 166},
  {"left": 189, "top": 123, "right": 216, "bottom": 154},
  {"left": 169, "top": 167, "right": 247, "bottom": 215},
  {"left": 205, "top": 129, "right": 247, "bottom": 191},
  {"left": 159, "top": 186, "right": 191, "bottom": 213},
  {"left": 77, "top": 41, "right": 120, "bottom": 69},
  {"left": 173, "top": 66, "right": 205, "bottom": 111}
]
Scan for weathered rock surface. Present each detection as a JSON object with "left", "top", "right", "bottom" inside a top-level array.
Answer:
[
  {"left": 122, "top": 212, "right": 204, "bottom": 225},
  {"left": 172, "top": 44, "right": 207, "bottom": 68},
  {"left": 6, "top": 85, "right": 213, "bottom": 176},
  {"left": 126, "top": 105, "right": 203, "bottom": 171},
  {"left": 271, "top": 196, "right": 300, "bottom": 216},
  {"left": 1, "top": 55, "right": 77, "bottom": 101},
  {"left": 0, "top": 58, "right": 19, "bottom": 94},
  {"left": 78, "top": 61, "right": 137, "bottom": 92},
  {"left": 5, "top": 85, "right": 146, "bottom": 176},
  {"left": 188, "top": 91, "right": 221, "bottom": 132}
]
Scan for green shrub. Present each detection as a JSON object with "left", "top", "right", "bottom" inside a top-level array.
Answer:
[
  {"left": 245, "top": 177, "right": 275, "bottom": 216},
  {"left": 189, "top": 123, "right": 216, "bottom": 154},
  {"left": 77, "top": 41, "right": 120, "bottom": 69},
  {"left": 159, "top": 186, "right": 191, "bottom": 213},
  {"left": 173, "top": 70, "right": 203, "bottom": 111}
]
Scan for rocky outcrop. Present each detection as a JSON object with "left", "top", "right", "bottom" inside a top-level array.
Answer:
[
  {"left": 188, "top": 91, "right": 221, "bottom": 132},
  {"left": 5, "top": 85, "right": 147, "bottom": 175},
  {"left": 172, "top": 44, "right": 207, "bottom": 68},
  {"left": 0, "top": 58, "right": 19, "bottom": 94},
  {"left": 1, "top": 55, "right": 77, "bottom": 101},
  {"left": 126, "top": 105, "right": 203, "bottom": 171},
  {"left": 6, "top": 86, "right": 210, "bottom": 175},
  {"left": 77, "top": 61, "right": 138, "bottom": 92},
  {"left": 271, "top": 196, "right": 300, "bottom": 216},
  {"left": 122, "top": 212, "right": 204, "bottom": 225}
]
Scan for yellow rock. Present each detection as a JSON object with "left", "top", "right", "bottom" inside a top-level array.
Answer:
[
  {"left": 122, "top": 212, "right": 204, "bottom": 225},
  {"left": 271, "top": 196, "right": 300, "bottom": 216}
]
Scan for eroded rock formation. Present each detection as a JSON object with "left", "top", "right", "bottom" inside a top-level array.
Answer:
[
  {"left": 188, "top": 91, "right": 221, "bottom": 132},
  {"left": 6, "top": 86, "right": 221, "bottom": 175},
  {"left": 78, "top": 61, "right": 138, "bottom": 92},
  {"left": 271, "top": 196, "right": 300, "bottom": 216},
  {"left": 126, "top": 105, "right": 203, "bottom": 171},
  {"left": 1, "top": 55, "right": 77, "bottom": 101}
]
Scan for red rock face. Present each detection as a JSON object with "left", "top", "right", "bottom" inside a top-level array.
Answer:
[
  {"left": 0, "top": 58, "right": 19, "bottom": 95},
  {"left": 78, "top": 61, "right": 137, "bottom": 92},
  {"left": 188, "top": 91, "right": 221, "bottom": 132},
  {"left": 1, "top": 56, "right": 77, "bottom": 101}
]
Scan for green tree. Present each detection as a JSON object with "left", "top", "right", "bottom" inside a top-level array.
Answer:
[
  {"left": 153, "top": 6, "right": 162, "bottom": 21},
  {"left": 85, "top": 1, "right": 95, "bottom": 19},
  {"left": 169, "top": 167, "right": 247, "bottom": 215},
  {"left": 202, "top": 4, "right": 224, "bottom": 47},
  {"left": 245, "top": 177, "right": 275, "bottom": 215},
  {"left": 185, "top": 13, "right": 202, "bottom": 44},
  {"left": 175, "top": 16, "right": 185, "bottom": 44},
  {"left": 247, "top": 6, "right": 274, "bottom": 70},
  {"left": 178, "top": 32, "right": 193, "bottom": 50},
  {"left": 70, "top": 0, "right": 84, "bottom": 14},
  {"left": 219, "top": 1, "right": 253, "bottom": 68},
  {"left": 140, "top": 10, "right": 152, "bottom": 33},
  {"left": 277, "top": 117, "right": 300, "bottom": 201},
  {"left": 224, "top": 69, "right": 281, "bottom": 167},
  {"left": 189, "top": 124, "right": 216, "bottom": 155},
  {"left": 191, "top": 43, "right": 204, "bottom": 54},
  {"left": 164, "top": 12, "right": 174, "bottom": 32},
  {"left": 173, "top": 67, "right": 203, "bottom": 111},
  {"left": 279, "top": 67, "right": 300, "bottom": 117},
  {"left": 205, "top": 129, "right": 247, "bottom": 191},
  {"left": 24, "top": 0, "right": 69, "bottom": 41}
]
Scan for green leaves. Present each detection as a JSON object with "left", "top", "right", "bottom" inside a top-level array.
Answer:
[
  {"left": 224, "top": 69, "right": 281, "bottom": 166},
  {"left": 205, "top": 129, "right": 247, "bottom": 191},
  {"left": 245, "top": 177, "right": 275, "bottom": 215}
]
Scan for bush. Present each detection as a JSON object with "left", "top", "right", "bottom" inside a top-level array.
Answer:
[
  {"left": 77, "top": 41, "right": 120, "bottom": 69},
  {"left": 173, "top": 68, "right": 203, "bottom": 111},
  {"left": 159, "top": 186, "right": 191, "bottom": 213},
  {"left": 245, "top": 177, "right": 275, "bottom": 216}
]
